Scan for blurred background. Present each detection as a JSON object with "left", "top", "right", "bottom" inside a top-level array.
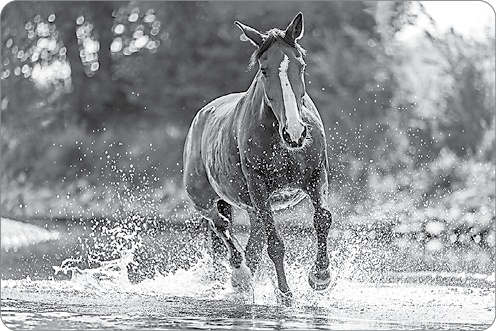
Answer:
[{"left": 1, "top": 1, "right": 495, "bottom": 277}]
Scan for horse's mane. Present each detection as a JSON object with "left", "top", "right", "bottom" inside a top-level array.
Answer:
[{"left": 248, "top": 28, "right": 307, "bottom": 70}]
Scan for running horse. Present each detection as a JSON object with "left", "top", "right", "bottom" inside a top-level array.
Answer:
[{"left": 183, "top": 13, "right": 332, "bottom": 305}]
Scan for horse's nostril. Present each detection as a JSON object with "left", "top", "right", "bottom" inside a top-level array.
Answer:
[
  {"left": 282, "top": 128, "right": 292, "bottom": 144},
  {"left": 282, "top": 126, "right": 306, "bottom": 148}
]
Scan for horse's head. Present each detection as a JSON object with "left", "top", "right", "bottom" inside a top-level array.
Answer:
[{"left": 236, "top": 13, "right": 308, "bottom": 149}]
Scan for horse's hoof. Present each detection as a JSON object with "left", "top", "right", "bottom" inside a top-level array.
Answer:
[
  {"left": 308, "top": 266, "right": 332, "bottom": 291},
  {"left": 231, "top": 261, "right": 252, "bottom": 293},
  {"left": 274, "top": 288, "right": 293, "bottom": 307}
]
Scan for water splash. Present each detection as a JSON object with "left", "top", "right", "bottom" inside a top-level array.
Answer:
[
  {"left": 41, "top": 156, "right": 492, "bottom": 308},
  {"left": 53, "top": 249, "right": 134, "bottom": 294},
  {"left": 46, "top": 212, "right": 366, "bottom": 308}
]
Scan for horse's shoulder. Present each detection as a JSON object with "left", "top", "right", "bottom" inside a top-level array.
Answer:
[
  {"left": 198, "top": 92, "right": 245, "bottom": 120},
  {"left": 208, "top": 92, "right": 244, "bottom": 109},
  {"left": 214, "top": 92, "right": 245, "bottom": 104}
]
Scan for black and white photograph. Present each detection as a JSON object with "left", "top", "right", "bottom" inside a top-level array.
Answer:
[{"left": 1, "top": 1, "right": 495, "bottom": 330}]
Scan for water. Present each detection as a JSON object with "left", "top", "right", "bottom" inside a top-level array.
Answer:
[
  {"left": 2, "top": 278, "right": 494, "bottom": 330},
  {"left": 1, "top": 214, "right": 495, "bottom": 330}
]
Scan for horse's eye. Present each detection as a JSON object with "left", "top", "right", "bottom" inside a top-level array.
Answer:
[{"left": 261, "top": 69, "right": 268, "bottom": 77}]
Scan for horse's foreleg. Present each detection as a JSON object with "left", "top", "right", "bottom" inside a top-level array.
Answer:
[
  {"left": 247, "top": 175, "right": 293, "bottom": 306},
  {"left": 309, "top": 205, "right": 332, "bottom": 290},
  {"left": 245, "top": 209, "right": 267, "bottom": 275},
  {"left": 305, "top": 164, "right": 333, "bottom": 291},
  {"left": 264, "top": 211, "right": 292, "bottom": 305}
]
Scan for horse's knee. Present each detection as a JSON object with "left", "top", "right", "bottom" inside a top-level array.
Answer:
[
  {"left": 199, "top": 201, "right": 229, "bottom": 230},
  {"left": 246, "top": 230, "right": 265, "bottom": 256},
  {"left": 245, "top": 211, "right": 266, "bottom": 274},
  {"left": 246, "top": 233, "right": 265, "bottom": 272},
  {"left": 314, "top": 207, "right": 332, "bottom": 233}
]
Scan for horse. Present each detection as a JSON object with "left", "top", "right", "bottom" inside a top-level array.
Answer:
[{"left": 183, "top": 13, "right": 333, "bottom": 306}]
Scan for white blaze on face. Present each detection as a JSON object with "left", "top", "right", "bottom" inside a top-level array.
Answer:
[{"left": 278, "top": 54, "right": 304, "bottom": 142}]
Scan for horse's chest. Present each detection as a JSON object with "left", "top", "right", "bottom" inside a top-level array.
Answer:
[
  {"left": 247, "top": 138, "right": 315, "bottom": 190},
  {"left": 266, "top": 150, "right": 313, "bottom": 189}
]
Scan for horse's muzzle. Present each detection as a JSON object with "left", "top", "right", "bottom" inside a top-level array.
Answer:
[{"left": 282, "top": 125, "right": 307, "bottom": 148}]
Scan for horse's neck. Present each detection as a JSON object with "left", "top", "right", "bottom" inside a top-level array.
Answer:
[{"left": 241, "top": 73, "right": 274, "bottom": 123}]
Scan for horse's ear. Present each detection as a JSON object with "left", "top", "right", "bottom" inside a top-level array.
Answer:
[
  {"left": 285, "top": 12, "right": 304, "bottom": 41},
  {"left": 235, "top": 21, "right": 263, "bottom": 47}
]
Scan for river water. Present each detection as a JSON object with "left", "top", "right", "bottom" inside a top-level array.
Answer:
[{"left": 1, "top": 213, "right": 495, "bottom": 330}]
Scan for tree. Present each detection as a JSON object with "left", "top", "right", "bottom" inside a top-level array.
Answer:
[{"left": 1, "top": 1, "right": 131, "bottom": 130}]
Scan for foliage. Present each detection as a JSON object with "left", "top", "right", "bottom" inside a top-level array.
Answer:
[{"left": 1, "top": 1, "right": 494, "bottom": 255}]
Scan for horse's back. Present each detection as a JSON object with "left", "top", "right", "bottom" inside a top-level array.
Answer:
[
  {"left": 186, "top": 92, "right": 243, "bottom": 138},
  {"left": 184, "top": 92, "right": 244, "bottom": 164},
  {"left": 183, "top": 92, "right": 245, "bottom": 211}
]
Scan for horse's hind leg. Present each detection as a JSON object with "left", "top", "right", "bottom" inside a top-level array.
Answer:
[
  {"left": 215, "top": 200, "right": 253, "bottom": 291},
  {"left": 206, "top": 217, "right": 227, "bottom": 260},
  {"left": 213, "top": 200, "right": 241, "bottom": 266},
  {"left": 202, "top": 200, "right": 243, "bottom": 268},
  {"left": 183, "top": 150, "right": 241, "bottom": 267},
  {"left": 305, "top": 164, "right": 333, "bottom": 291}
]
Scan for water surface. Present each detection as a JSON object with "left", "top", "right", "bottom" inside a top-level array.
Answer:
[{"left": 1, "top": 216, "right": 494, "bottom": 330}]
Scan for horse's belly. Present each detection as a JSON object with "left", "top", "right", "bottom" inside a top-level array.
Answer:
[
  {"left": 269, "top": 188, "right": 307, "bottom": 211},
  {"left": 209, "top": 175, "right": 306, "bottom": 211}
]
